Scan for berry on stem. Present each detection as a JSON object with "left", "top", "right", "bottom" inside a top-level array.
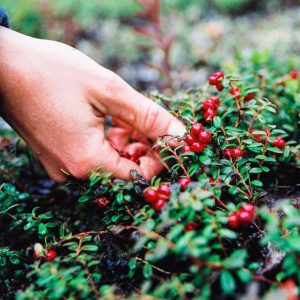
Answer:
[
  {"left": 228, "top": 213, "right": 239, "bottom": 229},
  {"left": 184, "top": 221, "right": 198, "bottom": 232},
  {"left": 182, "top": 145, "right": 191, "bottom": 153},
  {"left": 240, "top": 204, "right": 255, "bottom": 216},
  {"left": 179, "top": 178, "right": 191, "bottom": 191},
  {"left": 143, "top": 188, "right": 159, "bottom": 203},
  {"left": 190, "top": 123, "right": 204, "bottom": 137},
  {"left": 152, "top": 198, "right": 166, "bottom": 211},
  {"left": 244, "top": 93, "right": 254, "bottom": 101},
  {"left": 190, "top": 142, "right": 204, "bottom": 154},
  {"left": 158, "top": 184, "right": 171, "bottom": 198},
  {"left": 185, "top": 134, "right": 195, "bottom": 145},
  {"left": 289, "top": 69, "right": 298, "bottom": 79},
  {"left": 96, "top": 197, "right": 110, "bottom": 208},
  {"left": 203, "top": 108, "right": 217, "bottom": 121},
  {"left": 229, "top": 86, "right": 240, "bottom": 96},
  {"left": 45, "top": 249, "right": 57, "bottom": 261},
  {"left": 198, "top": 130, "right": 212, "bottom": 143},
  {"left": 236, "top": 210, "right": 253, "bottom": 226},
  {"left": 272, "top": 136, "right": 286, "bottom": 148}
]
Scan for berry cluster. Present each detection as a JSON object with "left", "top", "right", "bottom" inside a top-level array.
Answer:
[
  {"left": 222, "top": 147, "right": 243, "bottom": 160},
  {"left": 251, "top": 129, "right": 286, "bottom": 148},
  {"left": 183, "top": 123, "right": 212, "bottom": 154},
  {"left": 251, "top": 129, "right": 271, "bottom": 143},
  {"left": 208, "top": 71, "right": 224, "bottom": 91},
  {"left": 228, "top": 204, "right": 255, "bottom": 229},
  {"left": 95, "top": 197, "right": 110, "bottom": 208},
  {"left": 202, "top": 96, "right": 220, "bottom": 121},
  {"left": 229, "top": 86, "right": 241, "bottom": 97},
  {"left": 143, "top": 183, "right": 171, "bottom": 211},
  {"left": 33, "top": 243, "right": 57, "bottom": 261},
  {"left": 272, "top": 136, "right": 286, "bottom": 148}
]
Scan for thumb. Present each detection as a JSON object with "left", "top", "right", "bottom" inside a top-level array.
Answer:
[{"left": 92, "top": 72, "right": 185, "bottom": 140}]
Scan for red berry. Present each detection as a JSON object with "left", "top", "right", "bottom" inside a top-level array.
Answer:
[
  {"left": 45, "top": 249, "right": 57, "bottom": 261},
  {"left": 240, "top": 204, "right": 255, "bottom": 216},
  {"left": 33, "top": 251, "right": 40, "bottom": 259},
  {"left": 228, "top": 213, "right": 239, "bottom": 229},
  {"left": 232, "top": 147, "right": 243, "bottom": 159},
  {"left": 216, "top": 81, "right": 224, "bottom": 91},
  {"left": 251, "top": 129, "right": 270, "bottom": 143},
  {"left": 184, "top": 221, "right": 198, "bottom": 232},
  {"left": 143, "top": 188, "right": 159, "bottom": 203},
  {"left": 209, "top": 178, "right": 222, "bottom": 186},
  {"left": 272, "top": 136, "right": 286, "bottom": 148},
  {"left": 229, "top": 86, "right": 240, "bottom": 96},
  {"left": 190, "top": 123, "right": 204, "bottom": 137},
  {"left": 95, "top": 197, "right": 110, "bottom": 208},
  {"left": 152, "top": 198, "right": 166, "bottom": 211},
  {"left": 244, "top": 93, "right": 254, "bottom": 101},
  {"left": 209, "top": 75, "right": 218, "bottom": 85},
  {"left": 158, "top": 184, "right": 171, "bottom": 198},
  {"left": 236, "top": 210, "right": 253, "bottom": 226},
  {"left": 202, "top": 100, "right": 216, "bottom": 111},
  {"left": 179, "top": 178, "right": 191, "bottom": 191},
  {"left": 214, "top": 71, "right": 224, "bottom": 79},
  {"left": 203, "top": 108, "right": 217, "bottom": 121},
  {"left": 198, "top": 130, "right": 212, "bottom": 143},
  {"left": 182, "top": 145, "right": 191, "bottom": 153},
  {"left": 222, "top": 148, "right": 234, "bottom": 159},
  {"left": 185, "top": 134, "right": 195, "bottom": 146},
  {"left": 190, "top": 142, "right": 205, "bottom": 154},
  {"left": 210, "top": 96, "right": 220, "bottom": 105},
  {"left": 289, "top": 69, "right": 298, "bottom": 79}
]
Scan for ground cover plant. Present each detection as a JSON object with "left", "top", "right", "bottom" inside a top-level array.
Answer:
[{"left": 0, "top": 48, "right": 299, "bottom": 299}]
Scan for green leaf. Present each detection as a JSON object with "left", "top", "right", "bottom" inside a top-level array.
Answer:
[
  {"left": 222, "top": 249, "right": 247, "bottom": 269},
  {"left": 78, "top": 195, "right": 90, "bottom": 203},
  {"left": 38, "top": 223, "right": 47, "bottom": 235},
  {"left": 237, "top": 268, "right": 253, "bottom": 283},
  {"left": 213, "top": 116, "right": 222, "bottom": 128},
  {"left": 199, "top": 155, "right": 211, "bottom": 166},
  {"left": 81, "top": 245, "right": 98, "bottom": 252},
  {"left": 267, "top": 146, "right": 283, "bottom": 154},
  {"left": 220, "top": 271, "right": 236, "bottom": 295},
  {"left": 249, "top": 168, "right": 263, "bottom": 174},
  {"left": 252, "top": 180, "right": 263, "bottom": 187},
  {"left": 143, "top": 263, "right": 153, "bottom": 279}
]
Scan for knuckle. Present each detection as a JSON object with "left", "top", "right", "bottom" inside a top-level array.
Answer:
[{"left": 143, "top": 103, "right": 161, "bottom": 132}]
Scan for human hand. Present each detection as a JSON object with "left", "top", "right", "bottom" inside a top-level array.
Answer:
[{"left": 0, "top": 28, "right": 185, "bottom": 182}]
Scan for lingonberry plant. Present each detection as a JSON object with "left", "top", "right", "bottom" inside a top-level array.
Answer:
[{"left": 0, "top": 51, "right": 299, "bottom": 299}]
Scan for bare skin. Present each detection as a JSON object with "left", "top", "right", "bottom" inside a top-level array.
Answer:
[{"left": 0, "top": 27, "right": 185, "bottom": 182}]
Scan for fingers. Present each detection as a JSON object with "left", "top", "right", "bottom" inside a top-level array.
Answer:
[{"left": 91, "top": 71, "right": 185, "bottom": 141}]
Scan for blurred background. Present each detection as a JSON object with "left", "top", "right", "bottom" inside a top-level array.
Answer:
[{"left": 1, "top": 0, "right": 300, "bottom": 91}]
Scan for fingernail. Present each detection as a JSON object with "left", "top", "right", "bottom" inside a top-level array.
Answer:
[{"left": 167, "top": 120, "right": 186, "bottom": 137}]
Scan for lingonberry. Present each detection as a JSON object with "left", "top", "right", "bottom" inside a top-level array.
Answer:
[
  {"left": 232, "top": 147, "right": 243, "bottom": 159},
  {"left": 33, "top": 251, "right": 40, "bottom": 259},
  {"left": 214, "top": 71, "right": 224, "bottom": 79},
  {"left": 203, "top": 108, "right": 217, "bottom": 121},
  {"left": 158, "top": 184, "right": 171, "bottom": 198},
  {"left": 190, "top": 142, "right": 205, "bottom": 154},
  {"left": 209, "top": 75, "right": 218, "bottom": 85},
  {"left": 152, "top": 198, "right": 166, "bottom": 211},
  {"left": 143, "top": 188, "right": 159, "bottom": 203},
  {"left": 228, "top": 213, "right": 239, "bottom": 229},
  {"left": 229, "top": 86, "right": 241, "bottom": 96},
  {"left": 209, "top": 178, "right": 222, "bottom": 186},
  {"left": 96, "top": 197, "right": 110, "bottom": 208},
  {"left": 184, "top": 221, "right": 198, "bottom": 232},
  {"left": 251, "top": 129, "right": 271, "bottom": 142},
  {"left": 244, "top": 92, "right": 254, "bottom": 101},
  {"left": 236, "top": 210, "right": 253, "bottom": 226},
  {"left": 216, "top": 81, "right": 224, "bottom": 91},
  {"left": 272, "top": 136, "right": 286, "bottom": 148},
  {"left": 33, "top": 243, "right": 44, "bottom": 259},
  {"left": 203, "top": 100, "right": 214, "bottom": 111},
  {"left": 222, "top": 148, "right": 234, "bottom": 159},
  {"left": 240, "top": 204, "right": 255, "bottom": 216},
  {"left": 289, "top": 69, "right": 299, "bottom": 79},
  {"left": 198, "top": 130, "right": 212, "bottom": 143},
  {"left": 182, "top": 145, "right": 191, "bottom": 153},
  {"left": 190, "top": 123, "right": 204, "bottom": 136},
  {"left": 185, "top": 134, "right": 195, "bottom": 145},
  {"left": 45, "top": 249, "right": 57, "bottom": 261},
  {"left": 179, "top": 178, "right": 191, "bottom": 191},
  {"left": 210, "top": 96, "right": 220, "bottom": 105}
]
